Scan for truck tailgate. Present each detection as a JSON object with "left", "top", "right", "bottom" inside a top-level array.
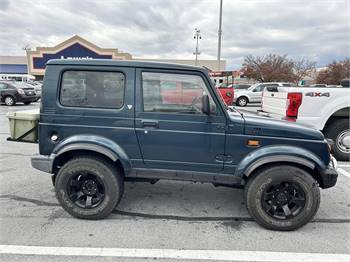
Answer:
[{"left": 262, "top": 89, "right": 288, "bottom": 117}]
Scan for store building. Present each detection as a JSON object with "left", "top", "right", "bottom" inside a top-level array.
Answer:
[{"left": 0, "top": 35, "right": 226, "bottom": 81}]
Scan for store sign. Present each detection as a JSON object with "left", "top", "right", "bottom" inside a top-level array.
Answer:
[
  {"left": 32, "top": 43, "right": 113, "bottom": 69},
  {"left": 60, "top": 56, "right": 92, "bottom": 60}
]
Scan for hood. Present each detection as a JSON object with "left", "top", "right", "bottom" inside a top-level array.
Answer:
[{"left": 236, "top": 110, "right": 324, "bottom": 140}]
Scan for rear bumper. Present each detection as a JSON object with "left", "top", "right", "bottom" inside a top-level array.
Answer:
[
  {"left": 31, "top": 154, "right": 55, "bottom": 174},
  {"left": 320, "top": 156, "right": 338, "bottom": 189}
]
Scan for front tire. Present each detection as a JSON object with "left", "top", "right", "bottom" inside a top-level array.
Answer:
[
  {"left": 236, "top": 96, "right": 248, "bottom": 107},
  {"left": 55, "top": 155, "right": 124, "bottom": 219},
  {"left": 324, "top": 119, "right": 350, "bottom": 161},
  {"left": 23, "top": 101, "right": 31, "bottom": 105},
  {"left": 245, "top": 165, "right": 320, "bottom": 231},
  {"left": 4, "top": 96, "right": 15, "bottom": 106}
]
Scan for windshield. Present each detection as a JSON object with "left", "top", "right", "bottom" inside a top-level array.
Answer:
[{"left": 248, "top": 83, "right": 260, "bottom": 91}]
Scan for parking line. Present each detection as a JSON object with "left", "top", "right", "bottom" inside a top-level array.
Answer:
[
  {"left": 338, "top": 168, "right": 350, "bottom": 179},
  {"left": 0, "top": 245, "right": 349, "bottom": 261},
  {"left": 338, "top": 164, "right": 350, "bottom": 168}
]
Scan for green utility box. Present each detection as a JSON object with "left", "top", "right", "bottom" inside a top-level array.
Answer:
[{"left": 6, "top": 109, "right": 40, "bottom": 142}]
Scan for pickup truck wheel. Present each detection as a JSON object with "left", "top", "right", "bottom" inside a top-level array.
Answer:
[
  {"left": 4, "top": 96, "right": 15, "bottom": 106},
  {"left": 236, "top": 97, "right": 248, "bottom": 107},
  {"left": 55, "top": 156, "right": 123, "bottom": 219},
  {"left": 324, "top": 119, "right": 350, "bottom": 161},
  {"left": 245, "top": 165, "right": 320, "bottom": 231}
]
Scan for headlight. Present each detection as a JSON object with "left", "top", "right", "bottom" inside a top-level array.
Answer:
[{"left": 17, "top": 88, "right": 25, "bottom": 95}]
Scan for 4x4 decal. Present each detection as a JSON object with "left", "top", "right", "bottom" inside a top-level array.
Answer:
[{"left": 305, "top": 92, "right": 330, "bottom": 97}]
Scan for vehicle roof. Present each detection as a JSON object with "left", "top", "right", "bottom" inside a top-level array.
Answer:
[
  {"left": 47, "top": 59, "right": 208, "bottom": 73},
  {"left": 0, "top": 81, "right": 33, "bottom": 87}
]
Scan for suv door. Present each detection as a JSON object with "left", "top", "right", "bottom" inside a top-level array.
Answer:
[
  {"left": 249, "top": 84, "right": 264, "bottom": 102},
  {"left": 252, "top": 84, "right": 279, "bottom": 103},
  {"left": 135, "top": 69, "right": 226, "bottom": 173}
]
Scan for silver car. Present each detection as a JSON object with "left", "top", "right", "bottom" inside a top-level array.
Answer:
[{"left": 234, "top": 82, "right": 295, "bottom": 107}]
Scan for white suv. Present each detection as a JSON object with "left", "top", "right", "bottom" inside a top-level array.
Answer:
[{"left": 234, "top": 82, "right": 295, "bottom": 107}]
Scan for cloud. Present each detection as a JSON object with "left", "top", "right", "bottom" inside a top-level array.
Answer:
[{"left": 0, "top": 0, "right": 349, "bottom": 69}]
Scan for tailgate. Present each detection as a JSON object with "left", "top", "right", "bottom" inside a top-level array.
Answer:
[{"left": 261, "top": 87, "right": 288, "bottom": 117}]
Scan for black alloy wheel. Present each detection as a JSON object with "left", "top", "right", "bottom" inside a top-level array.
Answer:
[
  {"left": 55, "top": 155, "right": 124, "bottom": 219},
  {"left": 245, "top": 165, "right": 320, "bottom": 231},
  {"left": 67, "top": 173, "right": 105, "bottom": 209},
  {"left": 261, "top": 181, "right": 306, "bottom": 220}
]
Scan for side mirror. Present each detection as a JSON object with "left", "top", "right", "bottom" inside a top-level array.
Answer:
[{"left": 201, "top": 94, "right": 211, "bottom": 115}]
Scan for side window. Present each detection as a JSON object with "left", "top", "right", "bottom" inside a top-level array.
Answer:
[
  {"left": 60, "top": 71, "right": 125, "bottom": 109},
  {"left": 0, "top": 83, "right": 7, "bottom": 90},
  {"left": 254, "top": 85, "right": 264, "bottom": 92},
  {"left": 142, "top": 72, "right": 216, "bottom": 114}
]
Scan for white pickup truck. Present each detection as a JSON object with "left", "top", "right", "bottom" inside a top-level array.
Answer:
[{"left": 258, "top": 85, "right": 350, "bottom": 161}]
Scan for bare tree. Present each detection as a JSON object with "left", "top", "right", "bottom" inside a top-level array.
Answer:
[
  {"left": 316, "top": 59, "right": 350, "bottom": 85},
  {"left": 242, "top": 54, "right": 316, "bottom": 83},
  {"left": 293, "top": 58, "right": 316, "bottom": 83}
]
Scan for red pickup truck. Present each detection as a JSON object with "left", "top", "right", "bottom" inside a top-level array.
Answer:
[
  {"left": 216, "top": 83, "right": 234, "bottom": 105},
  {"left": 157, "top": 80, "right": 233, "bottom": 106}
]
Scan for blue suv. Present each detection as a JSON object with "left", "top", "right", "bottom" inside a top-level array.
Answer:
[{"left": 31, "top": 59, "right": 338, "bottom": 230}]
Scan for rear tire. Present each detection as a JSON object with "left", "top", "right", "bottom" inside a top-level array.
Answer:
[
  {"left": 55, "top": 155, "right": 124, "bottom": 219},
  {"left": 4, "top": 96, "right": 15, "bottom": 106},
  {"left": 324, "top": 119, "right": 350, "bottom": 161},
  {"left": 245, "top": 165, "right": 320, "bottom": 231},
  {"left": 236, "top": 97, "right": 248, "bottom": 107}
]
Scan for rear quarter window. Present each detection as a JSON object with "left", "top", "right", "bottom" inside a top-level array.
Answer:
[{"left": 60, "top": 70, "right": 125, "bottom": 109}]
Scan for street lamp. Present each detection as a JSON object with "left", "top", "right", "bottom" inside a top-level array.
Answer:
[
  {"left": 217, "top": 0, "right": 223, "bottom": 70},
  {"left": 193, "top": 28, "right": 202, "bottom": 66}
]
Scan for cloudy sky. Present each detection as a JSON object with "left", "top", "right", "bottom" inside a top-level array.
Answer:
[{"left": 0, "top": 0, "right": 349, "bottom": 69}]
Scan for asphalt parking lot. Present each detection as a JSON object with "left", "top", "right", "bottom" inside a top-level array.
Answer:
[{"left": 0, "top": 102, "right": 349, "bottom": 261}]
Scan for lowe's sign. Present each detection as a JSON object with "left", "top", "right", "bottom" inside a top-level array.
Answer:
[
  {"left": 32, "top": 43, "right": 112, "bottom": 69},
  {"left": 27, "top": 35, "right": 132, "bottom": 76}
]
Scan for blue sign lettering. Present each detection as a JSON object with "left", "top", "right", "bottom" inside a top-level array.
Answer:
[{"left": 33, "top": 43, "right": 113, "bottom": 69}]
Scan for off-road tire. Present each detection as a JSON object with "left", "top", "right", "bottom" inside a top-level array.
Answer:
[
  {"left": 236, "top": 96, "right": 248, "bottom": 107},
  {"left": 55, "top": 155, "right": 124, "bottom": 219},
  {"left": 244, "top": 165, "right": 320, "bottom": 231},
  {"left": 324, "top": 119, "right": 350, "bottom": 161},
  {"left": 4, "top": 96, "right": 15, "bottom": 106}
]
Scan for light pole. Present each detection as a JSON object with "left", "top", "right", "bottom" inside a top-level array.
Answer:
[
  {"left": 193, "top": 28, "right": 202, "bottom": 66},
  {"left": 217, "top": 0, "right": 223, "bottom": 71}
]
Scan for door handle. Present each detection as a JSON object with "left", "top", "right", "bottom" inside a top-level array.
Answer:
[{"left": 141, "top": 120, "right": 159, "bottom": 128}]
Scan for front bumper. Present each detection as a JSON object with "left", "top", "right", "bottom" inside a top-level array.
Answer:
[
  {"left": 31, "top": 154, "right": 55, "bottom": 173},
  {"left": 319, "top": 156, "right": 338, "bottom": 189},
  {"left": 18, "top": 95, "right": 40, "bottom": 103}
]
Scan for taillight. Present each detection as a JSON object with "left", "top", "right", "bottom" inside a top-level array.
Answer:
[{"left": 286, "top": 92, "right": 302, "bottom": 118}]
